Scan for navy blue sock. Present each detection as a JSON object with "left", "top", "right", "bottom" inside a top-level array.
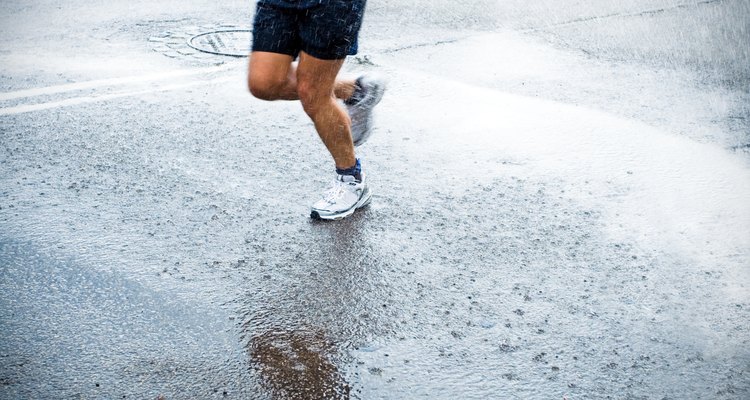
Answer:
[{"left": 336, "top": 159, "right": 362, "bottom": 181}]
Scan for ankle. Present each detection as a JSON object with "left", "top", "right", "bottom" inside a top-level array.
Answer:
[{"left": 336, "top": 158, "right": 362, "bottom": 181}]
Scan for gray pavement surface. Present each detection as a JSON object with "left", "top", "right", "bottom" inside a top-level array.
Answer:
[{"left": 1, "top": 1, "right": 749, "bottom": 399}]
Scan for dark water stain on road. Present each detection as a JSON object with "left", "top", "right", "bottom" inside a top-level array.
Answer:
[{"left": 248, "top": 328, "right": 351, "bottom": 399}]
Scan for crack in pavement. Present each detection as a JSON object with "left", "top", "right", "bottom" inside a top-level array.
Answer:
[{"left": 520, "top": 0, "right": 728, "bottom": 32}]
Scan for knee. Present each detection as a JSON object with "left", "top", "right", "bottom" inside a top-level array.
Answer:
[
  {"left": 297, "top": 80, "right": 331, "bottom": 117},
  {"left": 248, "top": 75, "right": 282, "bottom": 101}
]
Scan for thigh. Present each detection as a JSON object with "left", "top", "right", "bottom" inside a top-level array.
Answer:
[
  {"left": 296, "top": 52, "right": 344, "bottom": 97},
  {"left": 248, "top": 51, "right": 294, "bottom": 89}
]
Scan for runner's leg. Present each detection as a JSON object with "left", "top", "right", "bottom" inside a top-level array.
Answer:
[
  {"left": 248, "top": 52, "right": 356, "bottom": 102},
  {"left": 296, "top": 51, "right": 356, "bottom": 170},
  {"left": 247, "top": 51, "right": 296, "bottom": 100}
]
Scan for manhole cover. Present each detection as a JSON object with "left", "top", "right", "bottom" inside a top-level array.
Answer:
[{"left": 188, "top": 30, "right": 252, "bottom": 57}]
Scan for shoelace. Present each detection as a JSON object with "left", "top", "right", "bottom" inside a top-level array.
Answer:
[{"left": 322, "top": 180, "right": 347, "bottom": 204}]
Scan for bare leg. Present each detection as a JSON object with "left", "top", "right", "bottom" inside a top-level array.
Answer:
[
  {"left": 247, "top": 51, "right": 298, "bottom": 100},
  {"left": 248, "top": 51, "right": 356, "bottom": 101},
  {"left": 296, "top": 52, "right": 356, "bottom": 170}
]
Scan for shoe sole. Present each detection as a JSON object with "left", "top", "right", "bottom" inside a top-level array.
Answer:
[
  {"left": 350, "top": 81, "right": 386, "bottom": 147},
  {"left": 310, "top": 191, "right": 372, "bottom": 221}
]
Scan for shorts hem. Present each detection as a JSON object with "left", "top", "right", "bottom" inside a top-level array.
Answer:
[
  {"left": 250, "top": 44, "right": 300, "bottom": 59},
  {"left": 299, "top": 46, "right": 356, "bottom": 61}
]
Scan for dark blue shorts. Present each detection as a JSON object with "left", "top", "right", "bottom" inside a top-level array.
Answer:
[{"left": 251, "top": 0, "right": 367, "bottom": 60}]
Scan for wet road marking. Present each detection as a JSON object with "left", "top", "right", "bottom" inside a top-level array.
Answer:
[{"left": 0, "top": 75, "right": 236, "bottom": 116}]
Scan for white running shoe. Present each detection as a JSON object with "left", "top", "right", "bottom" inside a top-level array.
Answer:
[
  {"left": 346, "top": 74, "right": 386, "bottom": 147},
  {"left": 310, "top": 173, "right": 371, "bottom": 220}
]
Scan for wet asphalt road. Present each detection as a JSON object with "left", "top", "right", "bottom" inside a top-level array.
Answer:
[{"left": 1, "top": 1, "right": 749, "bottom": 399}]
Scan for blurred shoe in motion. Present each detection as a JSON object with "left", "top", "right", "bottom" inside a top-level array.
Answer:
[{"left": 345, "top": 74, "right": 386, "bottom": 147}]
